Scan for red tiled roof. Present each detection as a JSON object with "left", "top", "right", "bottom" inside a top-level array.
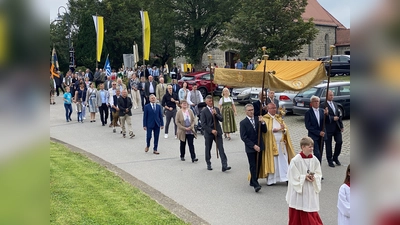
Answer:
[
  {"left": 335, "top": 28, "right": 350, "bottom": 46},
  {"left": 302, "top": 0, "right": 346, "bottom": 29}
]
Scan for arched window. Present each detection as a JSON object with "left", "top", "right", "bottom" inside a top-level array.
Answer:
[{"left": 325, "top": 34, "right": 329, "bottom": 56}]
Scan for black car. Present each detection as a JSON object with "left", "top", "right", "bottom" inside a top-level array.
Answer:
[
  {"left": 317, "top": 55, "right": 350, "bottom": 77},
  {"left": 293, "top": 81, "right": 350, "bottom": 118}
]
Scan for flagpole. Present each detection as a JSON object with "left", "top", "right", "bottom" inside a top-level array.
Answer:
[
  {"left": 95, "top": 13, "right": 98, "bottom": 69},
  {"left": 141, "top": 10, "right": 145, "bottom": 67},
  {"left": 320, "top": 45, "right": 335, "bottom": 156}
]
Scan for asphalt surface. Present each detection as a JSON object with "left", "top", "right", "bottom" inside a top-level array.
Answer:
[{"left": 50, "top": 96, "right": 350, "bottom": 225}]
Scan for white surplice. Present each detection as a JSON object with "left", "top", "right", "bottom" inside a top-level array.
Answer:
[
  {"left": 286, "top": 154, "right": 322, "bottom": 212},
  {"left": 337, "top": 183, "right": 350, "bottom": 225}
]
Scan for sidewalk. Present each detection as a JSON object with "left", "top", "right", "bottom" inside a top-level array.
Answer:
[{"left": 50, "top": 95, "right": 349, "bottom": 225}]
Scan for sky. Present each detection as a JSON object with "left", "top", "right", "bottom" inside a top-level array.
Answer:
[{"left": 50, "top": 0, "right": 358, "bottom": 29}]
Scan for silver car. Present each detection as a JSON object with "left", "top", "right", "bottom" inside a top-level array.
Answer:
[
  {"left": 250, "top": 89, "right": 298, "bottom": 114},
  {"left": 231, "top": 87, "right": 252, "bottom": 104}
]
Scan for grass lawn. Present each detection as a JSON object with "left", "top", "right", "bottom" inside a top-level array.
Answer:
[
  {"left": 331, "top": 75, "right": 350, "bottom": 82},
  {"left": 50, "top": 142, "right": 188, "bottom": 225}
]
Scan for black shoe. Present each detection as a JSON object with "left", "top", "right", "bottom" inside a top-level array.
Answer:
[
  {"left": 328, "top": 162, "right": 335, "bottom": 167},
  {"left": 222, "top": 166, "right": 231, "bottom": 172},
  {"left": 181, "top": 157, "right": 185, "bottom": 161},
  {"left": 192, "top": 158, "right": 198, "bottom": 163},
  {"left": 333, "top": 159, "right": 341, "bottom": 166},
  {"left": 254, "top": 186, "right": 261, "bottom": 192},
  {"left": 207, "top": 166, "right": 213, "bottom": 170}
]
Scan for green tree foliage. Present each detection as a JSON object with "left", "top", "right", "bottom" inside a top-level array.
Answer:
[
  {"left": 161, "top": 0, "right": 239, "bottom": 69},
  {"left": 50, "top": 0, "right": 178, "bottom": 71},
  {"left": 144, "top": 1, "right": 177, "bottom": 68},
  {"left": 224, "top": 0, "right": 318, "bottom": 61},
  {"left": 50, "top": 18, "right": 70, "bottom": 73}
]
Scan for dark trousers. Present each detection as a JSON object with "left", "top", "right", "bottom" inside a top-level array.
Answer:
[
  {"left": 204, "top": 134, "right": 227, "bottom": 167},
  {"left": 164, "top": 109, "right": 177, "bottom": 135},
  {"left": 325, "top": 130, "right": 343, "bottom": 162},
  {"left": 99, "top": 103, "right": 109, "bottom": 125},
  {"left": 312, "top": 137, "right": 324, "bottom": 163},
  {"left": 246, "top": 151, "right": 262, "bottom": 187},
  {"left": 140, "top": 91, "right": 146, "bottom": 111},
  {"left": 64, "top": 103, "right": 72, "bottom": 121},
  {"left": 180, "top": 134, "right": 196, "bottom": 159},
  {"left": 146, "top": 126, "right": 160, "bottom": 151},
  {"left": 56, "top": 84, "right": 65, "bottom": 96}
]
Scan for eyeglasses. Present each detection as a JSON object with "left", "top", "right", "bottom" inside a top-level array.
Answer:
[{"left": 112, "top": 84, "right": 116, "bottom": 85}]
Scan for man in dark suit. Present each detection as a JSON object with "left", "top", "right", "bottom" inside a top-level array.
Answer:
[
  {"left": 145, "top": 75, "right": 158, "bottom": 104},
  {"left": 171, "top": 79, "right": 180, "bottom": 95},
  {"left": 200, "top": 95, "right": 231, "bottom": 171},
  {"left": 266, "top": 90, "right": 279, "bottom": 109},
  {"left": 143, "top": 94, "right": 164, "bottom": 154},
  {"left": 305, "top": 95, "right": 328, "bottom": 163},
  {"left": 253, "top": 90, "right": 267, "bottom": 117},
  {"left": 240, "top": 104, "right": 267, "bottom": 192},
  {"left": 322, "top": 90, "right": 344, "bottom": 167}
]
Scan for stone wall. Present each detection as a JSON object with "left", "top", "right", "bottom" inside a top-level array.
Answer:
[{"left": 298, "top": 25, "right": 336, "bottom": 60}]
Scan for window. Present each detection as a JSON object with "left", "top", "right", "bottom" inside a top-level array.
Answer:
[
  {"left": 297, "top": 87, "right": 318, "bottom": 98},
  {"left": 308, "top": 43, "right": 313, "bottom": 58},
  {"left": 338, "top": 85, "right": 350, "bottom": 96},
  {"left": 324, "top": 34, "right": 329, "bottom": 56},
  {"left": 321, "top": 86, "right": 338, "bottom": 97},
  {"left": 339, "top": 56, "right": 350, "bottom": 62}
]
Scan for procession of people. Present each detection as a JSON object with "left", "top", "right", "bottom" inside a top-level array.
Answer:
[{"left": 51, "top": 64, "right": 348, "bottom": 225}]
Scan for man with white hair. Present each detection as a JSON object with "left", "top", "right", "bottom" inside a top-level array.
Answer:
[{"left": 304, "top": 96, "right": 328, "bottom": 163}]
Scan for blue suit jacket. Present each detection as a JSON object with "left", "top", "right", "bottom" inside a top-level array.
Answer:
[
  {"left": 305, "top": 107, "right": 327, "bottom": 140},
  {"left": 143, "top": 103, "right": 164, "bottom": 128}
]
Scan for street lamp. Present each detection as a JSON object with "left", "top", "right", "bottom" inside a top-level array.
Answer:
[{"left": 57, "top": 6, "right": 75, "bottom": 71}]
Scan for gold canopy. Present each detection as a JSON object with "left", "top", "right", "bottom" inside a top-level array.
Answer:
[{"left": 213, "top": 60, "right": 327, "bottom": 91}]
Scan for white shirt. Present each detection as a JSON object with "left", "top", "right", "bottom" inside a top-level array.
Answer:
[
  {"left": 313, "top": 107, "right": 320, "bottom": 126},
  {"left": 186, "top": 90, "right": 204, "bottom": 105},
  {"left": 149, "top": 82, "right": 155, "bottom": 93},
  {"left": 246, "top": 116, "right": 256, "bottom": 129}
]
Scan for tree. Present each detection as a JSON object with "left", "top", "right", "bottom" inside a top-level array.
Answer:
[
  {"left": 50, "top": 17, "right": 70, "bottom": 73},
  {"left": 224, "top": 0, "right": 318, "bottom": 60},
  {"left": 161, "top": 0, "right": 239, "bottom": 70}
]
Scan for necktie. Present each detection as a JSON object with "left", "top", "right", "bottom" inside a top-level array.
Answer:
[
  {"left": 250, "top": 118, "right": 255, "bottom": 130},
  {"left": 162, "top": 84, "right": 164, "bottom": 90},
  {"left": 174, "top": 85, "right": 176, "bottom": 92},
  {"left": 209, "top": 107, "right": 213, "bottom": 114},
  {"left": 329, "top": 102, "right": 335, "bottom": 113},
  {"left": 152, "top": 103, "right": 156, "bottom": 112}
]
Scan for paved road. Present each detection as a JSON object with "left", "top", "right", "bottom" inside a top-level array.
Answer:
[{"left": 50, "top": 96, "right": 350, "bottom": 225}]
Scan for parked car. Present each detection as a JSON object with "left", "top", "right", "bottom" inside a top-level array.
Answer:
[
  {"left": 292, "top": 81, "right": 350, "bottom": 118},
  {"left": 178, "top": 72, "right": 218, "bottom": 98},
  {"left": 232, "top": 87, "right": 252, "bottom": 104},
  {"left": 317, "top": 55, "right": 350, "bottom": 77},
  {"left": 250, "top": 89, "right": 298, "bottom": 114}
]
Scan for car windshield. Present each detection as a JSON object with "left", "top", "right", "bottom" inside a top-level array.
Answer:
[
  {"left": 181, "top": 76, "right": 194, "bottom": 81},
  {"left": 296, "top": 87, "right": 318, "bottom": 98}
]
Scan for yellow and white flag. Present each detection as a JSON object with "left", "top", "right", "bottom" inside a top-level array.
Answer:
[
  {"left": 140, "top": 11, "right": 150, "bottom": 61},
  {"left": 92, "top": 15, "right": 104, "bottom": 62}
]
